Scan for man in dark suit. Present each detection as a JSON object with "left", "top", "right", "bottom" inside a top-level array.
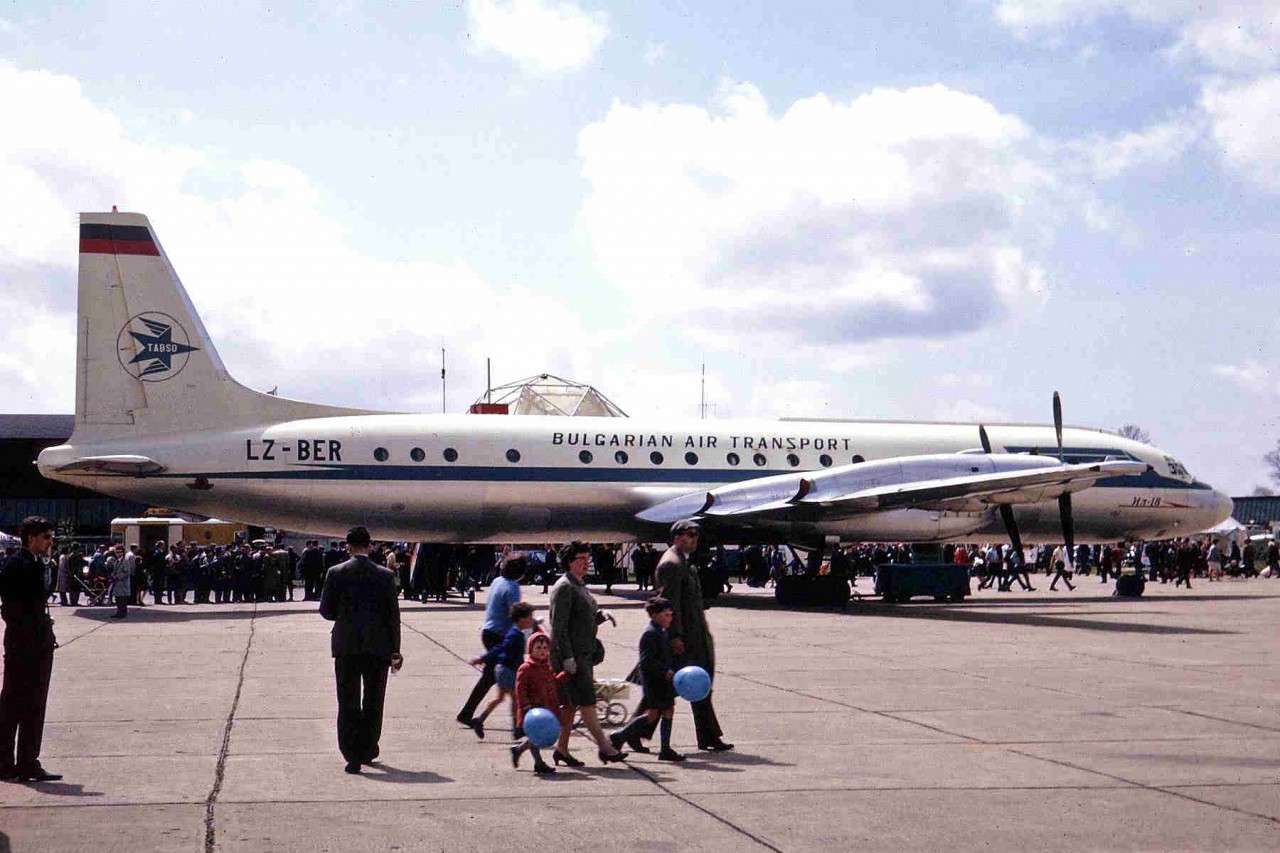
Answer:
[
  {"left": 320, "top": 526, "right": 401, "bottom": 774},
  {"left": 0, "top": 516, "right": 62, "bottom": 782}
]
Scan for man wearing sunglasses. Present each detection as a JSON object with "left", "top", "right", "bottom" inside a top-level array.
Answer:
[{"left": 0, "top": 516, "right": 62, "bottom": 782}]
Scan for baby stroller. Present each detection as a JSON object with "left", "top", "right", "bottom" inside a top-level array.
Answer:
[
  {"left": 74, "top": 572, "right": 112, "bottom": 606},
  {"left": 594, "top": 679, "right": 631, "bottom": 727}
]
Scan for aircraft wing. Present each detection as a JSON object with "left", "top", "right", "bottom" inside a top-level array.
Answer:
[
  {"left": 637, "top": 459, "right": 1148, "bottom": 524},
  {"left": 52, "top": 455, "right": 167, "bottom": 476}
]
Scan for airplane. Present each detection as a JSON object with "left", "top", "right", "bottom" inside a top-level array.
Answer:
[{"left": 38, "top": 211, "right": 1234, "bottom": 555}]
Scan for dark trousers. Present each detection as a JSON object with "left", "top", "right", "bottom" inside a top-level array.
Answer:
[
  {"left": 0, "top": 643, "right": 54, "bottom": 772},
  {"left": 635, "top": 659, "right": 724, "bottom": 746},
  {"left": 458, "top": 629, "right": 502, "bottom": 721},
  {"left": 113, "top": 595, "right": 129, "bottom": 618},
  {"left": 334, "top": 654, "right": 390, "bottom": 763}
]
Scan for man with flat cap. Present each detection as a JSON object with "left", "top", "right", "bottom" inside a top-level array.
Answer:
[
  {"left": 655, "top": 519, "right": 732, "bottom": 751},
  {"left": 320, "top": 526, "right": 402, "bottom": 774}
]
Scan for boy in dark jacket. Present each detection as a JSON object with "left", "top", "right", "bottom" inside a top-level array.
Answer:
[
  {"left": 467, "top": 602, "right": 535, "bottom": 739},
  {"left": 610, "top": 598, "right": 683, "bottom": 762},
  {"left": 510, "top": 631, "right": 565, "bottom": 774}
]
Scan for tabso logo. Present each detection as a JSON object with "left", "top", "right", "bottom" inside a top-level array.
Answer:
[{"left": 117, "top": 312, "right": 200, "bottom": 382}]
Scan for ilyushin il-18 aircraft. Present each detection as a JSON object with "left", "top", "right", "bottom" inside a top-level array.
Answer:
[{"left": 38, "top": 212, "right": 1234, "bottom": 554}]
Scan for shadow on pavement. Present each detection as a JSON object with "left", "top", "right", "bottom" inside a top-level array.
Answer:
[{"left": 359, "top": 762, "right": 454, "bottom": 784}]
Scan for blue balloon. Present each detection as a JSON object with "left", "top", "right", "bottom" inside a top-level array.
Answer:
[
  {"left": 523, "top": 707, "right": 561, "bottom": 748},
  {"left": 673, "top": 665, "right": 711, "bottom": 702}
]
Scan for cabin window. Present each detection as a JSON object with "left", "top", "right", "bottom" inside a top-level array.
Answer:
[
  {"left": 819, "top": 454, "right": 832, "bottom": 467},
  {"left": 615, "top": 451, "right": 629, "bottom": 464},
  {"left": 650, "top": 451, "right": 664, "bottom": 465},
  {"left": 443, "top": 448, "right": 458, "bottom": 462},
  {"left": 506, "top": 449, "right": 521, "bottom": 463},
  {"left": 851, "top": 454, "right": 865, "bottom": 464},
  {"left": 726, "top": 452, "right": 740, "bottom": 466},
  {"left": 410, "top": 447, "right": 425, "bottom": 462},
  {"left": 579, "top": 450, "right": 594, "bottom": 464},
  {"left": 786, "top": 453, "right": 800, "bottom": 467},
  {"left": 685, "top": 452, "right": 699, "bottom": 465},
  {"left": 753, "top": 453, "right": 767, "bottom": 467},
  {"left": 373, "top": 447, "right": 389, "bottom": 462}
]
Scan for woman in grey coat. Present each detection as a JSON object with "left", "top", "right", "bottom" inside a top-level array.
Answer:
[{"left": 547, "top": 541, "right": 626, "bottom": 766}]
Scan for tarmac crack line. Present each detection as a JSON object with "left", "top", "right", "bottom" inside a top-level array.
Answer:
[
  {"left": 203, "top": 603, "right": 257, "bottom": 853},
  {"left": 52, "top": 618, "right": 112, "bottom": 649},
  {"left": 1004, "top": 747, "right": 1280, "bottom": 828},
  {"left": 400, "top": 618, "right": 472, "bottom": 665},
  {"left": 726, "top": 672, "right": 985, "bottom": 743},
  {"left": 624, "top": 761, "right": 785, "bottom": 852},
  {"left": 1160, "top": 706, "right": 1280, "bottom": 735}
]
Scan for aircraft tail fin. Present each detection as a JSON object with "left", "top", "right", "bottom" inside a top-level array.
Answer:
[{"left": 74, "top": 211, "right": 374, "bottom": 439}]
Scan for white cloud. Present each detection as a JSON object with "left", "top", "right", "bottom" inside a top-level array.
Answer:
[
  {"left": 0, "top": 63, "right": 591, "bottom": 415},
  {"left": 1069, "top": 117, "right": 1202, "bottom": 180},
  {"left": 1213, "top": 360, "right": 1280, "bottom": 397},
  {"left": 643, "top": 41, "right": 669, "bottom": 66},
  {"left": 991, "top": 1, "right": 1280, "bottom": 73},
  {"left": 748, "top": 380, "right": 834, "bottom": 421},
  {"left": 933, "top": 398, "right": 1010, "bottom": 423},
  {"left": 466, "top": 0, "right": 608, "bottom": 74},
  {"left": 578, "top": 81, "right": 1058, "bottom": 353},
  {"left": 988, "top": 4, "right": 1280, "bottom": 193},
  {"left": 1201, "top": 75, "right": 1280, "bottom": 190}
]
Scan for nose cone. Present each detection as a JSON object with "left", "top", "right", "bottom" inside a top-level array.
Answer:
[{"left": 1208, "top": 487, "right": 1235, "bottom": 528}]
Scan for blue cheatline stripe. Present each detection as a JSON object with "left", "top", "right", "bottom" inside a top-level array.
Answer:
[{"left": 149, "top": 463, "right": 1207, "bottom": 490}]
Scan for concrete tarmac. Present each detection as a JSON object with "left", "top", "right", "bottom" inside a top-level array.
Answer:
[{"left": 2, "top": 579, "right": 1279, "bottom": 852}]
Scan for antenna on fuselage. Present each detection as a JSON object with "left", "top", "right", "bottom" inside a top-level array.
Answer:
[{"left": 441, "top": 347, "right": 447, "bottom": 413}]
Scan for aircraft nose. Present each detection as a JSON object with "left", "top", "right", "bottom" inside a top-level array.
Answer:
[{"left": 1207, "top": 487, "right": 1234, "bottom": 527}]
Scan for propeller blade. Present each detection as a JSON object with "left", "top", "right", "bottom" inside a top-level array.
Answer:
[
  {"left": 979, "top": 424, "right": 992, "bottom": 454},
  {"left": 1053, "top": 391, "right": 1064, "bottom": 464},
  {"left": 1058, "top": 492, "right": 1075, "bottom": 567},
  {"left": 998, "top": 504, "right": 1023, "bottom": 554}
]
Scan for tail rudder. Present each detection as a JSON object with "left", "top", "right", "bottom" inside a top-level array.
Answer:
[{"left": 75, "top": 211, "right": 373, "bottom": 439}]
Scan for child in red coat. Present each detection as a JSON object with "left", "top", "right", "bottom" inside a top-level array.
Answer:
[{"left": 511, "top": 632, "right": 566, "bottom": 774}]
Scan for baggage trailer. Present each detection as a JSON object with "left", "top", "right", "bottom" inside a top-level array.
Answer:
[{"left": 875, "top": 563, "right": 969, "bottom": 603}]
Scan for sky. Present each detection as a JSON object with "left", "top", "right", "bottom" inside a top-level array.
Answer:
[{"left": 1, "top": 0, "right": 1277, "bottom": 495}]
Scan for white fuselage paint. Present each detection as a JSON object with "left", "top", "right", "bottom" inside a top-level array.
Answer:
[{"left": 38, "top": 413, "right": 1233, "bottom": 544}]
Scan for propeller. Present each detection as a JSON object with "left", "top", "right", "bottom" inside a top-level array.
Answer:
[
  {"left": 977, "top": 423, "right": 1023, "bottom": 555},
  {"left": 1053, "top": 391, "right": 1075, "bottom": 566}
]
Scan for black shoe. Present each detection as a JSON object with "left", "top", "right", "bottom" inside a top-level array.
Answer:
[
  {"left": 510, "top": 744, "right": 523, "bottom": 768},
  {"left": 469, "top": 719, "right": 485, "bottom": 740},
  {"left": 362, "top": 745, "right": 379, "bottom": 765},
  {"left": 598, "top": 749, "right": 628, "bottom": 764},
  {"left": 533, "top": 761, "right": 555, "bottom": 775},
  {"left": 658, "top": 749, "right": 686, "bottom": 762},
  {"left": 455, "top": 713, "right": 475, "bottom": 727},
  {"left": 552, "top": 750, "right": 584, "bottom": 768},
  {"left": 623, "top": 730, "right": 652, "bottom": 753},
  {"left": 15, "top": 766, "right": 62, "bottom": 782},
  {"left": 700, "top": 741, "right": 735, "bottom": 752},
  {"left": 344, "top": 761, "right": 361, "bottom": 774}
]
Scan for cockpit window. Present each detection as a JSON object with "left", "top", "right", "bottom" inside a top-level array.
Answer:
[{"left": 1165, "top": 457, "right": 1190, "bottom": 478}]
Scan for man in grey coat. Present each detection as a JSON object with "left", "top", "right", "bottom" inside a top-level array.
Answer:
[
  {"left": 656, "top": 519, "right": 732, "bottom": 751},
  {"left": 320, "top": 526, "right": 401, "bottom": 774}
]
